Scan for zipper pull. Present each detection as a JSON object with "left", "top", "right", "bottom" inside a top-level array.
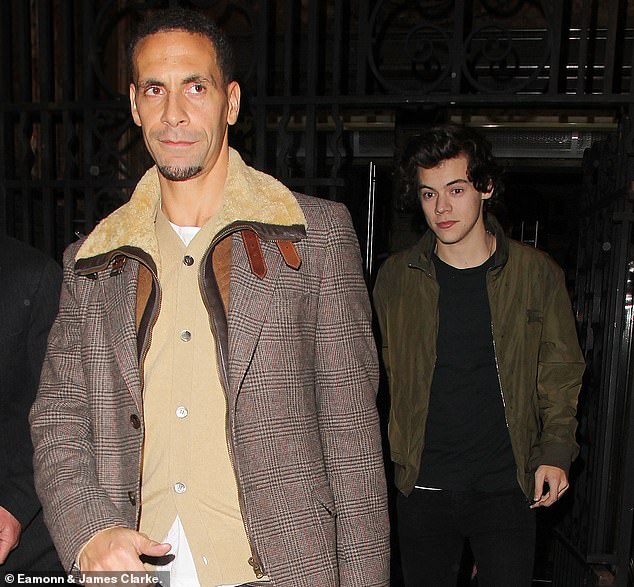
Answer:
[{"left": 248, "top": 556, "right": 265, "bottom": 579}]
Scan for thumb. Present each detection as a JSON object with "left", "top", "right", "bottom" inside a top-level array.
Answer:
[{"left": 137, "top": 536, "right": 171, "bottom": 557}]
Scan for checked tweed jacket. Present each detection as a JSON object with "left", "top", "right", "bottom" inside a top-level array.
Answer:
[{"left": 30, "top": 150, "right": 390, "bottom": 586}]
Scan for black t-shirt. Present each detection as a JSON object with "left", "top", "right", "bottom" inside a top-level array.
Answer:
[{"left": 416, "top": 254, "right": 517, "bottom": 492}]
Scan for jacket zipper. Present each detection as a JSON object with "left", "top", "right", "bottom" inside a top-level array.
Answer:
[
  {"left": 489, "top": 320, "right": 509, "bottom": 428},
  {"left": 84, "top": 250, "right": 163, "bottom": 527},
  {"left": 486, "top": 267, "right": 510, "bottom": 430},
  {"left": 125, "top": 253, "right": 163, "bottom": 528},
  {"left": 136, "top": 267, "right": 162, "bottom": 388},
  {"left": 412, "top": 259, "right": 509, "bottom": 429},
  {"left": 197, "top": 225, "right": 266, "bottom": 578},
  {"left": 86, "top": 225, "right": 268, "bottom": 572}
]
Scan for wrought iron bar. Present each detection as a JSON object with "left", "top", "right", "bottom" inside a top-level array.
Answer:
[
  {"left": 576, "top": 0, "right": 594, "bottom": 95},
  {"left": 304, "top": 0, "right": 320, "bottom": 196},
  {"left": 604, "top": 0, "right": 626, "bottom": 92},
  {"left": 547, "top": 0, "right": 566, "bottom": 94},
  {"left": 254, "top": 0, "right": 269, "bottom": 172},
  {"left": 364, "top": 161, "right": 376, "bottom": 282}
]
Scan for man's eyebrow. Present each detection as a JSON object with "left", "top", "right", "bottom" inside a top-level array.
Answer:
[
  {"left": 183, "top": 74, "right": 215, "bottom": 86},
  {"left": 137, "top": 75, "right": 215, "bottom": 88},
  {"left": 138, "top": 78, "right": 165, "bottom": 89},
  {"left": 418, "top": 178, "right": 468, "bottom": 190}
]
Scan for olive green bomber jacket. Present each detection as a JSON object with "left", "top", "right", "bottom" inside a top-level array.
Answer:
[{"left": 373, "top": 217, "right": 585, "bottom": 498}]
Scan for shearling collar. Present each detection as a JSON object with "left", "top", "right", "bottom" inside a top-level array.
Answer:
[{"left": 75, "top": 148, "right": 307, "bottom": 270}]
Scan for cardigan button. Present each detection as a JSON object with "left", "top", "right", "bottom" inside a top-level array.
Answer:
[{"left": 130, "top": 414, "right": 141, "bottom": 429}]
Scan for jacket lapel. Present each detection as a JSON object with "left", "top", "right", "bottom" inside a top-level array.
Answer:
[
  {"left": 226, "top": 236, "right": 285, "bottom": 404},
  {"left": 103, "top": 265, "right": 144, "bottom": 412}
]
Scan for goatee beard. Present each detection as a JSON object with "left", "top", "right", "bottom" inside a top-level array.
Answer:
[{"left": 158, "top": 165, "right": 203, "bottom": 181}]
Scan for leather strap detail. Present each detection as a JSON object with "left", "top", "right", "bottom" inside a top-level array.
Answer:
[
  {"left": 242, "top": 229, "right": 267, "bottom": 280},
  {"left": 110, "top": 254, "right": 127, "bottom": 276},
  {"left": 136, "top": 264, "right": 153, "bottom": 332},
  {"left": 212, "top": 236, "right": 232, "bottom": 313},
  {"left": 276, "top": 240, "right": 302, "bottom": 270}
]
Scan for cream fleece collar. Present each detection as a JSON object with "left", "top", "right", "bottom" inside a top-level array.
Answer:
[{"left": 75, "top": 148, "right": 306, "bottom": 263}]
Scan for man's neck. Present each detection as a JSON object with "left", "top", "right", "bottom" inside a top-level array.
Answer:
[
  {"left": 158, "top": 152, "right": 229, "bottom": 228},
  {"left": 435, "top": 229, "right": 496, "bottom": 269}
]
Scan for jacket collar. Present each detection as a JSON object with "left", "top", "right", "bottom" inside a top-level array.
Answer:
[
  {"left": 74, "top": 148, "right": 307, "bottom": 274},
  {"left": 407, "top": 214, "right": 510, "bottom": 273}
]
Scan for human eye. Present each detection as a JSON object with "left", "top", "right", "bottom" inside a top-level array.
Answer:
[
  {"left": 186, "top": 82, "right": 207, "bottom": 95},
  {"left": 419, "top": 190, "right": 435, "bottom": 200},
  {"left": 143, "top": 85, "right": 163, "bottom": 97},
  {"left": 451, "top": 187, "right": 464, "bottom": 195}
]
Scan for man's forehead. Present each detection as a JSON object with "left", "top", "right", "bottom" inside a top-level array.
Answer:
[
  {"left": 133, "top": 30, "right": 218, "bottom": 76},
  {"left": 136, "top": 29, "right": 215, "bottom": 52},
  {"left": 417, "top": 155, "right": 470, "bottom": 185}
]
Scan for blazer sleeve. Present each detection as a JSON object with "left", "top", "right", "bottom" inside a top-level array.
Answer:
[
  {"left": 30, "top": 245, "right": 130, "bottom": 571},
  {"left": 313, "top": 203, "right": 390, "bottom": 587},
  {"left": 535, "top": 261, "right": 586, "bottom": 472},
  {"left": 0, "top": 256, "right": 62, "bottom": 528}
]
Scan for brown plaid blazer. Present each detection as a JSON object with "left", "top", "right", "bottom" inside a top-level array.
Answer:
[{"left": 30, "top": 155, "right": 390, "bottom": 586}]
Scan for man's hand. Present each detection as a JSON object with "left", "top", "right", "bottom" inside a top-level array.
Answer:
[
  {"left": 531, "top": 465, "right": 569, "bottom": 508},
  {"left": 0, "top": 506, "right": 21, "bottom": 564},
  {"left": 78, "top": 527, "right": 171, "bottom": 571}
]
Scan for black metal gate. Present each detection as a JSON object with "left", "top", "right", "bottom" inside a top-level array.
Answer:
[
  {"left": 3, "top": 0, "right": 634, "bottom": 259},
  {"left": 4, "top": 1, "right": 634, "bottom": 584},
  {"left": 552, "top": 116, "right": 634, "bottom": 587}
]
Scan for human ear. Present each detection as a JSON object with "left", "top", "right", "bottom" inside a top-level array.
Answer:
[
  {"left": 130, "top": 83, "right": 142, "bottom": 127},
  {"left": 226, "top": 81, "right": 241, "bottom": 126},
  {"left": 481, "top": 180, "right": 494, "bottom": 201}
]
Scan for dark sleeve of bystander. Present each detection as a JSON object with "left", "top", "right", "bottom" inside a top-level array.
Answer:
[{"left": 0, "top": 235, "right": 63, "bottom": 572}]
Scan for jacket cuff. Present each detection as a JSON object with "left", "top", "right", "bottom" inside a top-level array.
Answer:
[
  {"left": 536, "top": 442, "right": 575, "bottom": 473},
  {"left": 75, "top": 525, "right": 124, "bottom": 570}
]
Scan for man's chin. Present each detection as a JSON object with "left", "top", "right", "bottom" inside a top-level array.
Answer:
[{"left": 157, "top": 165, "right": 203, "bottom": 182}]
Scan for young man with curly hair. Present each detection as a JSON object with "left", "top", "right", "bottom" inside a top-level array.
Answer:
[{"left": 373, "top": 123, "right": 584, "bottom": 587}]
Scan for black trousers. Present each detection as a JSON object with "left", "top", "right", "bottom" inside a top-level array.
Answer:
[{"left": 396, "top": 487, "right": 536, "bottom": 587}]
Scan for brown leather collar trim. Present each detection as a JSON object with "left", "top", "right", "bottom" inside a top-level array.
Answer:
[
  {"left": 241, "top": 230, "right": 303, "bottom": 279},
  {"left": 241, "top": 229, "right": 267, "bottom": 280},
  {"left": 75, "top": 245, "right": 157, "bottom": 277},
  {"left": 276, "top": 240, "right": 301, "bottom": 270}
]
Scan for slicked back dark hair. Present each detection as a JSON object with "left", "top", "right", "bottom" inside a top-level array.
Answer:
[
  {"left": 127, "top": 7, "right": 235, "bottom": 86},
  {"left": 398, "top": 123, "right": 503, "bottom": 209}
]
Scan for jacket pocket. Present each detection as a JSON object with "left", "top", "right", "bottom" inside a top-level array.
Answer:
[
  {"left": 390, "top": 450, "right": 406, "bottom": 465},
  {"left": 312, "top": 481, "right": 337, "bottom": 517},
  {"left": 311, "top": 481, "right": 337, "bottom": 564},
  {"left": 526, "top": 309, "right": 543, "bottom": 324}
]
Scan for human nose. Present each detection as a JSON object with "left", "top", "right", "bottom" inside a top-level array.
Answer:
[
  {"left": 435, "top": 192, "right": 451, "bottom": 215},
  {"left": 161, "top": 92, "right": 188, "bottom": 127}
]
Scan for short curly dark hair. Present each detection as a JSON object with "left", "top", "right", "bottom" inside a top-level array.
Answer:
[
  {"left": 127, "top": 7, "right": 235, "bottom": 86},
  {"left": 398, "top": 123, "right": 503, "bottom": 209}
]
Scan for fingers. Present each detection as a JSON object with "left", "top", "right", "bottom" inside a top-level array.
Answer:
[
  {"left": 530, "top": 465, "right": 569, "bottom": 508},
  {"left": 79, "top": 527, "right": 171, "bottom": 572},
  {"left": 0, "top": 542, "right": 11, "bottom": 565},
  {"left": 0, "top": 507, "right": 21, "bottom": 563},
  {"left": 532, "top": 467, "right": 546, "bottom": 504},
  {"left": 0, "top": 534, "right": 19, "bottom": 564}
]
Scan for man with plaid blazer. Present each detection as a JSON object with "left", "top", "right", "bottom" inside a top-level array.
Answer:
[{"left": 30, "top": 8, "right": 389, "bottom": 587}]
